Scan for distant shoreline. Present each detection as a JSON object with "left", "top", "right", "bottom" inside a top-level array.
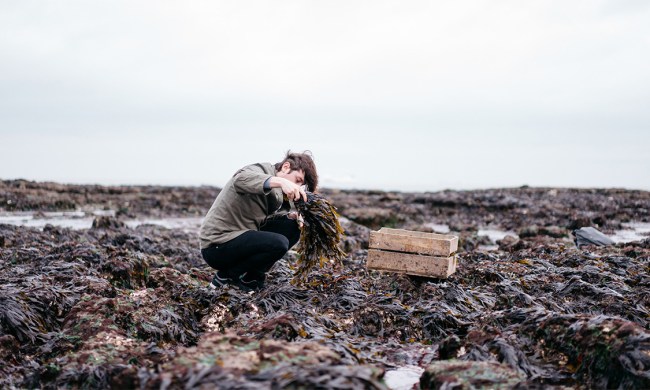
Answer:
[{"left": 2, "top": 178, "right": 649, "bottom": 194}]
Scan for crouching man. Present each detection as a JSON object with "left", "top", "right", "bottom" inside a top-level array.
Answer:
[{"left": 199, "top": 151, "right": 318, "bottom": 291}]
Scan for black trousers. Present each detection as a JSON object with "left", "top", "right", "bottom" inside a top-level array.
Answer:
[{"left": 201, "top": 216, "right": 300, "bottom": 278}]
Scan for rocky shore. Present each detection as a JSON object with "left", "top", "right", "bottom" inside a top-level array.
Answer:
[{"left": 1, "top": 179, "right": 649, "bottom": 388}]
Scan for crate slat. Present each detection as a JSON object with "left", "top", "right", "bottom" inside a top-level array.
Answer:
[
  {"left": 369, "top": 228, "right": 458, "bottom": 256},
  {"left": 367, "top": 249, "right": 457, "bottom": 278}
]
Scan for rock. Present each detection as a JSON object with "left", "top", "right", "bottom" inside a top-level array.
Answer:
[
  {"left": 568, "top": 216, "right": 592, "bottom": 230},
  {"left": 522, "top": 313, "right": 650, "bottom": 389},
  {"left": 133, "top": 332, "right": 387, "bottom": 389},
  {"left": 339, "top": 217, "right": 371, "bottom": 251},
  {"left": 540, "top": 225, "right": 567, "bottom": 238},
  {"left": 573, "top": 227, "right": 615, "bottom": 247},
  {"left": 518, "top": 225, "right": 539, "bottom": 238},
  {"left": 420, "top": 360, "right": 525, "bottom": 389},
  {"left": 342, "top": 207, "right": 400, "bottom": 230},
  {"left": 100, "top": 253, "right": 149, "bottom": 289},
  {"left": 497, "top": 235, "right": 521, "bottom": 251},
  {"left": 438, "top": 335, "right": 462, "bottom": 359},
  {"left": 91, "top": 216, "right": 125, "bottom": 230},
  {"left": 0, "top": 334, "right": 18, "bottom": 360},
  {"left": 519, "top": 225, "right": 566, "bottom": 239},
  {"left": 459, "top": 233, "right": 491, "bottom": 252}
]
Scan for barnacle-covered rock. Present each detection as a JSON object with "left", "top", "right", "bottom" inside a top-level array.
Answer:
[{"left": 420, "top": 360, "right": 525, "bottom": 389}]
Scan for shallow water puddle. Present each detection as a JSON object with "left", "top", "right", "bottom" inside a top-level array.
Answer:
[
  {"left": 478, "top": 223, "right": 650, "bottom": 246},
  {"left": 477, "top": 228, "right": 516, "bottom": 250},
  {"left": 0, "top": 211, "right": 203, "bottom": 233},
  {"left": 384, "top": 365, "right": 424, "bottom": 390},
  {"left": 610, "top": 222, "right": 650, "bottom": 243},
  {"left": 424, "top": 223, "right": 450, "bottom": 233},
  {"left": 123, "top": 217, "right": 203, "bottom": 233},
  {"left": 478, "top": 228, "right": 519, "bottom": 243},
  {"left": 0, "top": 211, "right": 93, "bottom": 230}
]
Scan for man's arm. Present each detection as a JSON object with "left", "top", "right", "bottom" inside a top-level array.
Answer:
[
  {"left": 267, "top": 176, "right": 307, "bottom": 202},
  {"left": 233, "top": 163, "right": 306, "bottom": 201},
  {"left": 233, "top": 165, "right": 272, "bottom": 194}
]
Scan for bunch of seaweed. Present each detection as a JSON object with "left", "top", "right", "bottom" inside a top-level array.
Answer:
[{"left": 293, "top": 191, "right": 346, "bottom": 282}]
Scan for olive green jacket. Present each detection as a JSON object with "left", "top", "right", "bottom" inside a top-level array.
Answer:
[{"left": 199, "top": 162, "right": 288, "bottom": 249}]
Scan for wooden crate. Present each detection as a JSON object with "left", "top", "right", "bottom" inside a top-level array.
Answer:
[
  {"left": 367, "top": 228, "right": 459, "bottom": 278},
  {"left": 369, "top": 227, "right": 458, "bottom": 256}
]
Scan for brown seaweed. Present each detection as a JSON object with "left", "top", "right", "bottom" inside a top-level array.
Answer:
[
  {"left": 1, "top": 182, "right": 650, "bottom": 389},
  {"left": 293, "top": 191, "right": 346, "bottom": 282}
]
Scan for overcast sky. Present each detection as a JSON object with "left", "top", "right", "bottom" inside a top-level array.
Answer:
[{"left": 1, "top": 1, "right": 649, "bottom": 192}]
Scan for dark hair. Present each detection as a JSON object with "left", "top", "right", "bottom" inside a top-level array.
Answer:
[{"left": 275, "top": 150, "right": 319, "bottom": 191}]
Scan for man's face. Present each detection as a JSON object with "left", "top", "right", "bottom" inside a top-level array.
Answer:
[
  {"left": 284, "top": 169, "right": 305, "bottom": 186},
  {"left": 279, "top": 162, "right": 305, "bottom": 186}
]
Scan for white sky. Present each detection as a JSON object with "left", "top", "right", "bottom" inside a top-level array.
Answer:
[{"left": 1, "top": 0, "right": 649, "bottom": 191}]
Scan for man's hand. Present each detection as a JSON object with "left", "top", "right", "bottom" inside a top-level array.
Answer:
[
  {"left": 288, "top": 211, "right": 304, "bottom": 228},
  {"left": 268, "top": 176, "right": 307, "bottom": 202},
  {"left": 279, "top": 178, "right": 307, "bottom": 202}
]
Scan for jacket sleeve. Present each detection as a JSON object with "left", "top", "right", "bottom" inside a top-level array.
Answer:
[{"left": 233, "top": 164, "right": 273, "bottom": 194}]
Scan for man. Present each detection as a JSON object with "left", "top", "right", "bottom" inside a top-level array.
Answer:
[{"left": 199, "top": 151, "right": 318, "bottom": 291}]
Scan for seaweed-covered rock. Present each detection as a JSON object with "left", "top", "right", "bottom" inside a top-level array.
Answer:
[
  {"left": 343, "top": 207, "right": 401, "bottom": 230},
  {"left": 497, "top": 235, "right": 523, "bottom": 251},
  {"left": 339, "top": 217, "right": 371, "bottom": 252},
  {"left": 91, "top": 216, "right": 125, "bottom": 230},
  {"left": 100, "top": 253, "right": 150, "bottom": 289},
  {"left": 137, "top": 332, "right": 387, "bottom": 389},
  {"left": 420, "top": 360, "right": 525, "bottom": 389},
  {"left": 522, "top": 314, "right": 650, "bottom": 389}
]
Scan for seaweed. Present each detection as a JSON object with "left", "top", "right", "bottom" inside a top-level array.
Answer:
[
  {"left": 293, "top": 191, "right": 346, "bottom": 282},
  {"left": 420, "top": 360, "right": 525, "bottom": 389},
  {"left": 522, "top": 313, "right": 650, "bottom": 388},
  {"left": 1, "top": 182, "right": 650, "bottom": 388}
]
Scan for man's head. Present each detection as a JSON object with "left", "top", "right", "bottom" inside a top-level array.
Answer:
[{"left": 275, "top": 151, "right": 318, "bottom": 191}]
